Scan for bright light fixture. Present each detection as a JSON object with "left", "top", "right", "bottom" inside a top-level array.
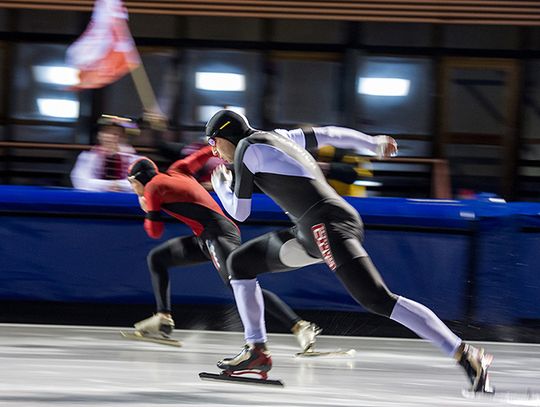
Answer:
[
  {"left": 33, "top": 66, "right": 80, "bottom": 86},
  {"left": 358, "top": 78, "right": 410, "bottom": 96},
  {"left": 197, "top": 105, "right": 245, "bottom": 122},
  {"left": 196, "top": 72, "right": 245, "bottom": 91},
  {"left": 37, "top": 98, "right": 79, "bottom": 118}
]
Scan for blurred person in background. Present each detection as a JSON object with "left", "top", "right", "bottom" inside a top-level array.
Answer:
[
  {"left": 207, "top": 109, "right": 493, "bottom": 393},
  {"left": 125, "top": 145, "right": 322, "bottom": 353},
  {"left": 71, "top": 115, "right": 140, "bottom": 192},
  {"left": 315, "top": 145, "right": 374, "bottom": 197},
  {"left": 139, "top": 111, "right": 225, "bottom": 190}
]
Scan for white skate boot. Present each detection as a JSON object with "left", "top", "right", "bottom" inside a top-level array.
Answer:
[
  {"left": 121, "top": 314, "right": 181, "bottom": 347},
  {"left": 293, "top": 320, "right": 322, "bottom": 353},
  {"left": 457, "top": 343, "right": 494, "bottom": 393},
  {"left": 134, "top": 314, "right": 175, "bottom": 337}
]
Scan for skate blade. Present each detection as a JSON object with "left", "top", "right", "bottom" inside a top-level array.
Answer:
[
  {"left": 472, "top": 353, "right": 494, "bottom": 393},
  {"left": 120, "top": 331, "right": 182, "bottom": 347},
  {"left": 295, "top": 349, "right": 356, "bottom": 358},
  {"left": 462, "top": 388, "right": 540, "bottom": 403},
  {"left": 199, "top": 372, "right": 284, "bottom": 387}
]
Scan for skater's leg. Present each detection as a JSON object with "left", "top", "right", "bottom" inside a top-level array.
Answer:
[
  {"left": 147, "top": 236, "right": 209, "bottom": 313},
  {"left": 226, "top": 228, "right": 323, "bottom": 350},
  {"left": 308, "top": 209, "right": 492, "bottom": 392},
  {"left": 335, "top": 254, "right": 462, "bottom": 356},
  {"left": 230, "top": 278, "right": 267, "bottom": 343},
  {"left": 334, "top": 250, "right": 493, "bottom": 391},
  {"left": 260, "top": 289, "right": 301, "bottom": 327},
  {"left": 204, "top": 225, "right": 321, "bottom": 352}
]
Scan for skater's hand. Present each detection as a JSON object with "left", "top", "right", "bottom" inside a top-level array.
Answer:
[
  {"left": 211, "top": 164, "right": 233, "bottom": 192},
  {"left": 138, "top": 196, "right": 148, "bottom": 213},
  {"left": 373, "top": 135, "right": 398, "bottom": 159}
]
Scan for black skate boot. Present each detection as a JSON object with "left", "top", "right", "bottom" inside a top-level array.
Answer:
[
  {"left": 217, "top": 343, "right": 272, "bottom": 379},
  {"left": 457, "top": 343, "right": 494, "bottom": 393}
]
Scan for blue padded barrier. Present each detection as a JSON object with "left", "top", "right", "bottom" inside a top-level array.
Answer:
[{"left": 1, "top": 186, "right": 539, "bottom": 324}]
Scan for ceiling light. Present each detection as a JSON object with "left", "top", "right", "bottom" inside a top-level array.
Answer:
[
  {"left": 358, "top": 78, "right": 410, "bottom": 96},
  {"left": 196, "top": 72, "right": 245, "bottom": 91}
]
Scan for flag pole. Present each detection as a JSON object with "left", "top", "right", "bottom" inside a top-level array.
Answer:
[
  {"left": 130, "top": 64, "right": 161, "bottom": 115},
  {"left": 130, "top": 62, "right": 168, "bottom": 130}
]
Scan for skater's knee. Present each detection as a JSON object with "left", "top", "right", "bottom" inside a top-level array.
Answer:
[
  {"left": 359, "top": 291, "right": 398, "bottom": 317},
  {"left": 335, "top": 257, "right": 398, "bottom": 317},
  {"left": 147, "top": 247, "right": 170, "bottom": 272},
  {"left": 227, "top": 250, "right": 256, "bottom": 280}
]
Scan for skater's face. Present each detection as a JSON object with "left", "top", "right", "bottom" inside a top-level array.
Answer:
[
  {"left": 211, "top": 137, "right": 236, "bottom": 163},
  {"left": 128, "top": 178, "right": 144, "bottom": 196}
]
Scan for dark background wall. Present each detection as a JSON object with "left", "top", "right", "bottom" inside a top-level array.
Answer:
[{"left": 0, "top": 6, "right": 539, "bottom": 200}]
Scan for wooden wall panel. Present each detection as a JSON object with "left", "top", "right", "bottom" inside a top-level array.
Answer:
[{"left": 1, "top": 0, "right": 540, "bottom": 26}]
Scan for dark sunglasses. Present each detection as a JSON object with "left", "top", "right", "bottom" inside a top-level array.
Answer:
[{"left": 207, "top": 136, "right": 217, "bottom": 147}]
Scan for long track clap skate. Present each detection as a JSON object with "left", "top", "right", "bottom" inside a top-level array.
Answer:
[
  {"left": 458, "top": 344, "right": 493, "bottom": 394},
  {"left": 295, "top": 348, "right": 356, "bottom": 358},
  {"left": 199, "top": 344, "right": 284, "bottom": 387},
  {"left": 293, "top": 320, "right": 322, "bottom": 353},
  {"left": 120, "top": 314, "right": 181, "bottom": 348},
  {"left": 292, "top": 321, "right": 355, "bottom": 358}
]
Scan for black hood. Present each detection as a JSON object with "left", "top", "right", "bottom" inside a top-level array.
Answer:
[{"left": 205, "top": 109, "right": 254, "bottom": 146}]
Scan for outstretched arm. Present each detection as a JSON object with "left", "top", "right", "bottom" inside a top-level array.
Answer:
[
  {"left": 168, "top": 145, "right": 215, "bottom": 176},
  {"left": 305, "top": 126, "right": 397, "bottom": 158},
  {"left": 211, "top": 140, "right": 255, "bottom": 222}
]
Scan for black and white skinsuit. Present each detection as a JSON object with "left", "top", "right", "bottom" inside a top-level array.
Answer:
[{"left": 213, "top": 125, "right": 463, "bottom": 359}]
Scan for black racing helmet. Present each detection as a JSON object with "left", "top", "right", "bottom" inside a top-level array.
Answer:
[
  {"left": 128, "top": 157, "right": 159, "bottom": 186},
  {"left": 205, "top": 109, "right": 253, "bottom": 146}
]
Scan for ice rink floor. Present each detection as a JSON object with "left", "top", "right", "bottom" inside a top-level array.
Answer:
[{"left": 0, "top": 323, "right": 539, "bottom": 407}]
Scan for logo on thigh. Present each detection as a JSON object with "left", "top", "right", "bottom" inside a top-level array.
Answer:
[
  {"left": 205, "top": 240, "right": 221, "bottom": 271},
  {"left": 311, "top": 223, "right": 336, "bottom": 271}
]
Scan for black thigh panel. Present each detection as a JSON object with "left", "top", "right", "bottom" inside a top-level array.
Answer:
[
  {"left": 200, "top": 218, "right": 241, "bottom": 285},
  {"left": 296, "top": 199, "right": 365, "bottom": 270}
]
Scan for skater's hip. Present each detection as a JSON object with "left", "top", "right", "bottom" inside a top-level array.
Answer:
[{"left": 294, "top": 199, "right": 364, "bottom": 270}]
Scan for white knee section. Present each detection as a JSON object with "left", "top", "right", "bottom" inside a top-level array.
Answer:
[{"left": 279, "top": 238, "right": 322, "bottom": 267}]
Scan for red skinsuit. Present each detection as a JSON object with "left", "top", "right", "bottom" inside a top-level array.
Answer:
[{"left": 143, "top": 146, "right": 236, "bottom": 238}]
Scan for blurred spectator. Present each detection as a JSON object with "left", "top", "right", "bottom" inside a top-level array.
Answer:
[
  {"left": 71, "top": 115, "right": 140, "bottom": 192},
  {"left": 140, "top": 111, "right": 226, "bottom": 190},
  {"left": 315, "top": 145, "right": 374, "bottom": 197}
]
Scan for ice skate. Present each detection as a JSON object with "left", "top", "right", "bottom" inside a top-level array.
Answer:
[
  {"left": 200, "top": 343, "right": 283, "bottom": 386},
  {"left": 293, "top": 320, "right": 322, "bottom": 353},
  {"left": 457, "top": 343, "right": 494, "bottom": 393},
  {"left": 295, "top": 349, "right": 356, "bottom": 358},
  {"left": 134, "top": 313, "right": 175, "bottom": 336},
  {"left": 121, "top": 314, "right": 181, "bottom": 347},
  {"left": 218, "top": 343, "right": 272, "bottom": 378}
]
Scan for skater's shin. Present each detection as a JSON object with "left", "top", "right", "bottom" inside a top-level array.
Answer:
[
  {"left": 147, "top": 245, "right": 173, "bottom": 313},
  {"left": 390, "top": 296, "right": 462, "bottom": 356},
  {"left": 230, "top": 278, "right": 267, "bottom": 343},
  {"left": 261, "top": 289, "right": 301, "bottom": 328}
]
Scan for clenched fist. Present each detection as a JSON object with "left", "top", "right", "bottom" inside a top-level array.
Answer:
[
  {"left": 374, "top": 135, "right": 398, "bottom": 159},
  {"left": 211, "top": 164, "right": 233, "bottom": 192}
]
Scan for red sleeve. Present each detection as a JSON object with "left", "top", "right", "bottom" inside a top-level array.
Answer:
[
  {"left": 168, "top": 146, "right": 214, "bottom": 176},
  {"left": 143, "top": 182, "right": 164, "bottom": 239}
]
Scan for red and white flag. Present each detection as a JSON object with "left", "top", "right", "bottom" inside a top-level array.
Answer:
[{"left": 66, "top": 0, "right": 141, "bottom": 89}]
